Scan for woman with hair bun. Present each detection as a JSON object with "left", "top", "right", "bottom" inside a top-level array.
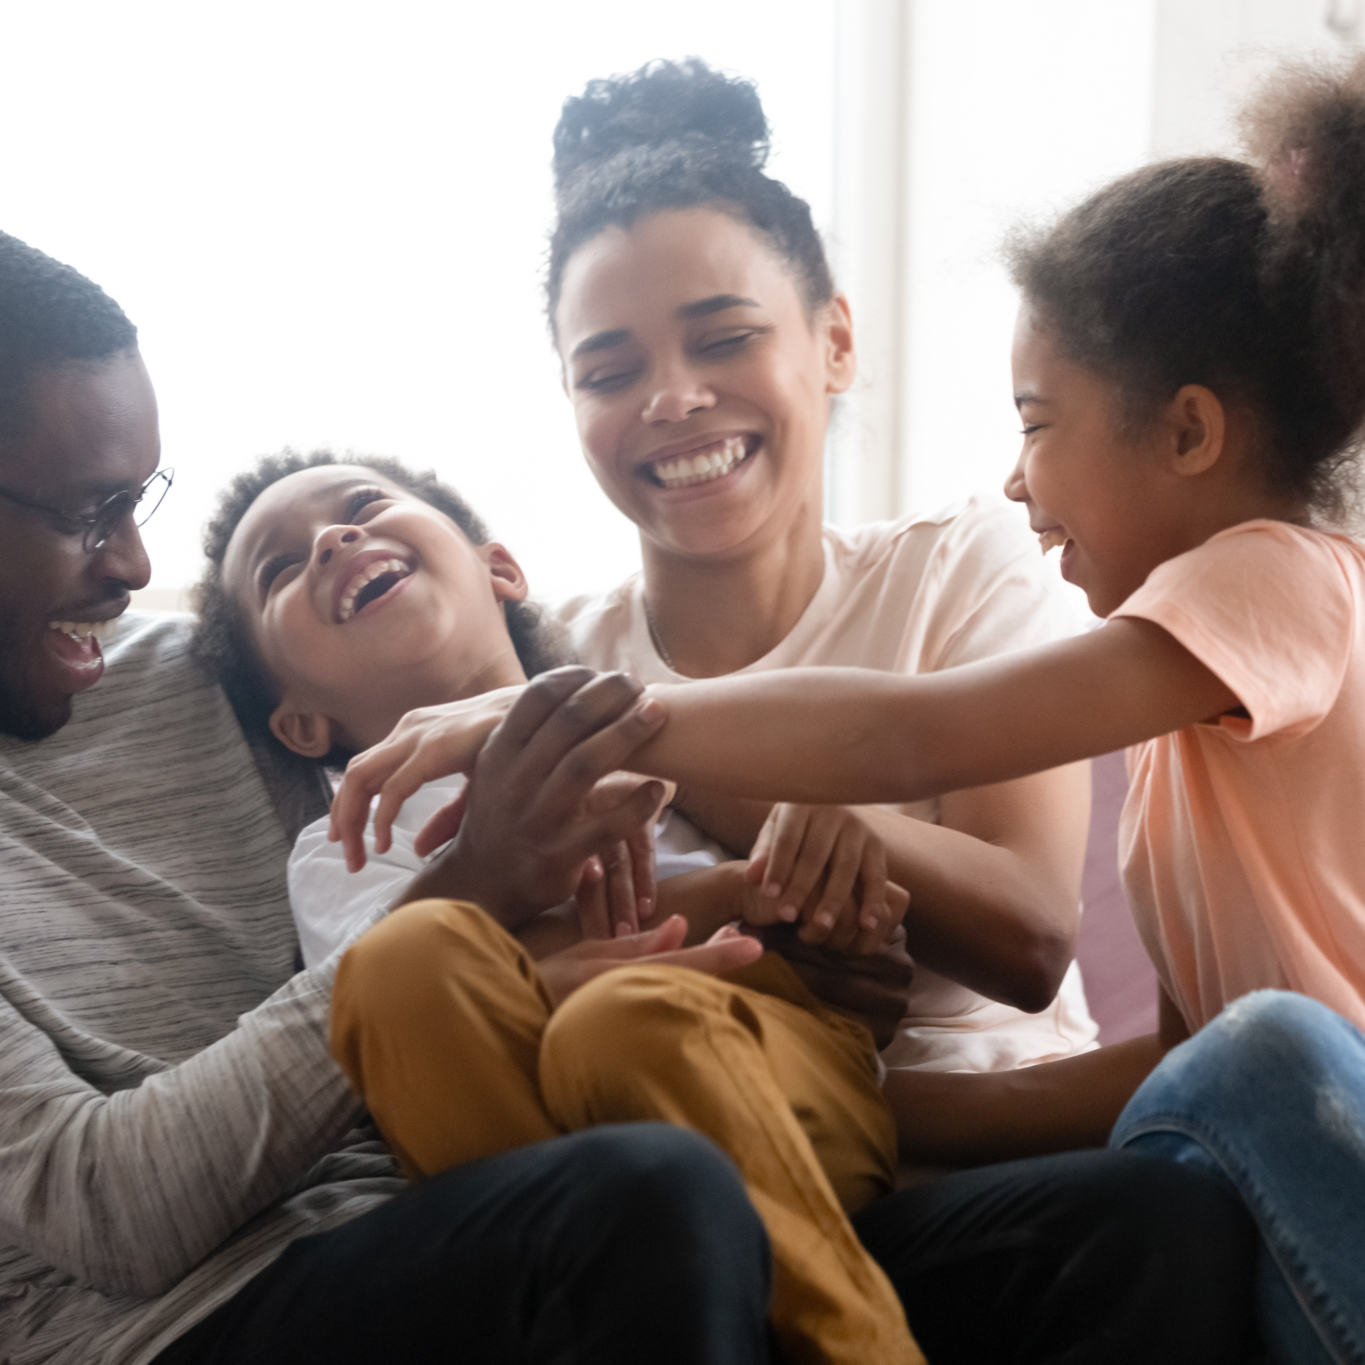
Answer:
[
  {"left": 551, "top": 57, "right": 1098, "bottom": 1091},
  {"left": 543, "top": 57, "right": 1259, "bottom": 1365}
]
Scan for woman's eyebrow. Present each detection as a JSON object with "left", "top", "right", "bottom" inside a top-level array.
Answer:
[
  {"left": 676, "top": 294, "right": 760, "bottom": 320},
  {"left": 571, "top": 328, "right": 631, "bottom": 360}
]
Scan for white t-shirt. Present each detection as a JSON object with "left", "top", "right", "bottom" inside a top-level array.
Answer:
[
  {"left": 558, "top": 495, "right": 1099, "bottom": 1073},
  {"left": 289, "top": 774, "right": 728, "bottom": 969}
]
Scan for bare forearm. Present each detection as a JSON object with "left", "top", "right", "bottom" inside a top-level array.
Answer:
[
  {"left": 642, "top": 863, "right": 751, "bottom": 943},
  {"left": 864, "top": 807, "right": 1077, "bottom": 1011},
  {"left": 885, "top": 1033, "right": 1167, "bottom": 1166},
  {"left": 637, "top": 670, "right": 936, "bottom": 804},
  {"left": 633, "top": 626, "right": 1238, "bottom": 806}
]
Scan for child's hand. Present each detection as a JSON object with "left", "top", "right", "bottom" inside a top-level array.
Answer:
[
  {"left": 329, "top": 682, "right": 528, "bottom": 872},
  {"left": 571, "top": 772, "right": 669, "bottom": 938},
  {"left": 747, "top": 804, "right": 908, "bottom": 953},
  {"left": 537, "top": 917, "right": 763, "bottom": 1008},
  {"left": 757, "top": 921, "right": 915, "bottom": 1048}
]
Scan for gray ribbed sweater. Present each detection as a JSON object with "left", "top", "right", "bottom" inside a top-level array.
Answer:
[{"left": 0, "top": 615, "right": 402, "bottom": 1365}]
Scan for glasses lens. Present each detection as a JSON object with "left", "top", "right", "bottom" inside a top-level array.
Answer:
[
  {"left": 135, "top": 468, "right": 173, "bottom": 527},
  {"left": 82, "top": 470, "right": 173, "bottom": 553},
  {"left": 84, "top": 493, "right": 134, "bottom": 554}
]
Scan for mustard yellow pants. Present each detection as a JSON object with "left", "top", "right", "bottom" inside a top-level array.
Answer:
[{"left": 330, "top": 899, "right": 925, "bottom": 1365}]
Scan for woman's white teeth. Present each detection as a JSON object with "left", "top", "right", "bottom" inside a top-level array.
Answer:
[
  {"left": 1038, "top": 530, "right": 1068, "bottom": 555},
  {"left": 49, "top": 621, "right": 109, "bottom": 641},
  {"left": 651, "top": 436, "right": 748, "bottom": 489},
  {"left": 339, "top": 559, "right": 410, "bottom": 622}
]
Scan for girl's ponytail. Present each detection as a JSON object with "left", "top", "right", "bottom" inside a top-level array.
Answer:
[
  {"left": 1245, "top": 56, "right": 1365, "bottom": 503},
  {"left": 1008, "top": 52, "right": 1365, "bottom": 519}
]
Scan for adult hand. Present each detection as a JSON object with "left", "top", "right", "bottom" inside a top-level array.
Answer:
[
  {"left": 757, "top": 922, "right": 915, "bottom": 1050},
  {"left": 329, "top": 684, "right": 525, "bottom": 872},
  {"left": 403, "top": 668, "right": 669, "bottom": 931},
  {"left": 747, "top": 804, "right": 907, "bottom": 953},
  {"left": 537, "top": 916, "right": 763, "bottom": 1007}
]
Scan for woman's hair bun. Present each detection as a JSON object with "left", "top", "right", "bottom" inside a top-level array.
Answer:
[{"left": 553, "top": 57, "right": 770, "bottom": 192}]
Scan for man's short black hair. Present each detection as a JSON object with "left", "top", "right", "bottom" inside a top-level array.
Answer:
[{"left": 0, "top": 230, "right": 138, "bottom": 441}]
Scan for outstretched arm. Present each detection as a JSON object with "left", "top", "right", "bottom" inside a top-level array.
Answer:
[{"left": 632, "top": 619, "right": 1238, "bottom": 806}]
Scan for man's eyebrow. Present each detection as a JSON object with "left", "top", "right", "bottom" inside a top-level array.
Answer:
[
  {"left": 47, "top": 477, "right": 138, "bottom": 502},
  {"left": 570, "top": 329, "right": 631, "bottom": 360},
  {"left": 676, "top": 294, "right": 760, "bottom": 320}
]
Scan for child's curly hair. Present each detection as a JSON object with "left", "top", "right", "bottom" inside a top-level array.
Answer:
[
  {"left": 193, "top": 449, "right": 568, "bottom": 765},
  {"left": 1007, "top": 54, "right": 1365, "bottom": 523}
]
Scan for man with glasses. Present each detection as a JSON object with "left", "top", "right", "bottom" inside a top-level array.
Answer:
[{"left": 0, "top": 230, "right": 773, "bottom": 1365}]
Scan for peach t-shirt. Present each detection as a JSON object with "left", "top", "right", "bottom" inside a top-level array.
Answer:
[{"left": 1114, "top": 519, "right": 1365, "bottom": 1031}]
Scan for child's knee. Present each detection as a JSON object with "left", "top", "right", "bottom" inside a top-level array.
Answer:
[
  {"left": 547, "top": 966, "right": 683, "bottom": 1058},
  {"left": 1204, "top": 988, "right": 1352, "bottom": 1076},
  {"left": 1118, "top": 989, "right": 1358, "bottom": 1139},
  {"left": 542, "top": 965, "right": 731, "bottom": 1094},
  {"left": 332, "top": 899, "right": 517, "bottom": 1035}
]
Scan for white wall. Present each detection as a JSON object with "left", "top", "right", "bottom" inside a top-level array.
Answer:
[
  {"left": 7, "top": 0, "right": 1358, "bottom": 607},
  {"left": 0, "top": 0, "right": 835, "bottom": 607},
  {"left": 1152, "top": 0, "right": 1361, "bottom": 158},
  {"left": 828, "top": 0, "right": 1363, "bottom": 530}
]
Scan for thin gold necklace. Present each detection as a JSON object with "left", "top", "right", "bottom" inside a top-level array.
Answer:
[{"left": 643, "top": 596, "right": 677, "bottom": 672}]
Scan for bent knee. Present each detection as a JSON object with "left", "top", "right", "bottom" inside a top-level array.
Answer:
[
  {"left": 334, "top": 899, "right": 515, "bottom": 1018},
  {"left": 544, "top": 964, "right": 727, "bottom": 1071},
  {"left": 1196, "top": 989, "right": 1353, "bottom": 1077}
]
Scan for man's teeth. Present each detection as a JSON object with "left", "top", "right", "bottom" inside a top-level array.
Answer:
[
  {"left": 651, "top": 436, "right": 749, "bottom": 489},
  {"left": 339, "top": 559, "right": 410, "bottom": 622},
  {"left": 49, "top": 621, "right": 110, "bottom": 641},
  {"left": 1038, "top": 530, "right": 1068, "bottom": 555}
]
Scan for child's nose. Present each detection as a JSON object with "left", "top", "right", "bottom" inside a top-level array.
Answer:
[
  {"left": 316, "top": 526, "right": 361, "bottom": 566},
  {"left": 1003, "top": 451, "right": 1028, "bottom": 504}
]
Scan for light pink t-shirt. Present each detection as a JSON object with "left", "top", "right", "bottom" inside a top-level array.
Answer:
[
  {"left": 559, "top": 495, "right": 1099, "bottom": 1073},
  {"left": 1114, "top": 519, "right": 1365, "bottom": 1031}
]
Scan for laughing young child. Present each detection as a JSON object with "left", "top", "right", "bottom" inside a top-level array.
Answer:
[{"left": 191, "top": 448, "right": 922, "bottom": 1365}]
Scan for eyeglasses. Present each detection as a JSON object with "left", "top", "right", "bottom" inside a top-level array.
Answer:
[{"left": 0, "top": 467, "right": 174, "bottom": 554}]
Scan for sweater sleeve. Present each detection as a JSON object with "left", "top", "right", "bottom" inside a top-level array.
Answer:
[{"left": 0, "top": 949, "right": 370, "bottom": 1298}]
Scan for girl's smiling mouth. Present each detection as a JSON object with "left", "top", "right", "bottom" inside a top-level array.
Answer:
[
  {"left": 641, "top": 434, "right": 758, "bottom": 490},
  {"left": 337, "top": 556, "right": 414, "bottom": 623}
]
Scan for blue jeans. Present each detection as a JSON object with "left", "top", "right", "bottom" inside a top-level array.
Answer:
[{"left": 1111, "top": 990, "right": 1365, "bottom": 1365}]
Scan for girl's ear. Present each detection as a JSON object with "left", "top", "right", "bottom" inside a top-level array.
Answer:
[
  {"left": 1168, "top": 384, "right": 1226, "bottom": 477},
  {"left": 822, "top": 292, "right": 857, "bottom": 396},
  {"left": 484, "top": 542, "right": 530, "bottom": 604},
  {"left": 269, "top": 704, "right": 335, "bottom": 759}
]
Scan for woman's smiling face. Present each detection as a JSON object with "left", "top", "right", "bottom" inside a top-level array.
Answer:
[
  {"left": 222, "top": 465, "right": 527, "bottom": 753},
  {"left": 555, "top": 208, "right": 855, "bottom": 560}
]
